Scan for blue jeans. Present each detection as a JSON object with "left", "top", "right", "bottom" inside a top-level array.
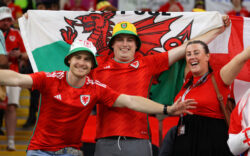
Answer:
[{"left": 27, "top": 148, "right": 82, "bottom": 156}]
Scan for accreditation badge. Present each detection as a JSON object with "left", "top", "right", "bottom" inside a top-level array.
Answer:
[{"left": 177, "top": 124, "right": 185, "bottom": 136}]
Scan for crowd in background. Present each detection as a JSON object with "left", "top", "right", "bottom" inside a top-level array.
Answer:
[{"left": 2, "top": 0, "right": 250, "bottom": 17}]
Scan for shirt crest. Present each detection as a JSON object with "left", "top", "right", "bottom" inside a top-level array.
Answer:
[
  {"left": 80, "top": 95, "right": 90, "bottom": 106},
  {"left": 130, "top": 61, "right": 139, "bottom": 69},
  {"left": 9, "top": 35, "right": 16, "bottom": 42}
]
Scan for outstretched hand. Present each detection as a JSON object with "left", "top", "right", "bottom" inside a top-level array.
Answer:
[
  {"left": 223, "top": 15, "right": 230, "bottom": 27},
  {"left": 168, "top": 97, "right": 197, "bottom": 116}
]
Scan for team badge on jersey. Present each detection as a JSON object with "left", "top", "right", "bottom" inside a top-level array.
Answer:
[
  {"left": 9, "top": 35, "right": 16, "bottom": 42},
  {"left": 130, "top": 61, "right": 139, "bottom": 69},
  {"left": 80, "top": 95, "right": 90, "bottom": 106}
]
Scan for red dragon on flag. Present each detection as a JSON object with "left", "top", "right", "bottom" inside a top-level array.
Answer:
[{"left": 60, "top": 12, "right": 193, "bottom": 56}]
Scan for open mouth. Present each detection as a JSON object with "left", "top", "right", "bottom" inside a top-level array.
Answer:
[
  {"left": 120, "top": 47, "right": 130, "bottom": 52},
  {"left": 191, "top": 62, "right": 198, "bottom": 66},
  {"left": 75, "top": 66, "right": 88, "bottom": 72}
]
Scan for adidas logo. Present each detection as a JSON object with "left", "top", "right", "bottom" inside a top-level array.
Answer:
[
  {"left": 54, "top": 94, "right": 62, "bottom": 100},
  {"left": 104, "top": 65, "right": 111, "bottom": 69}
]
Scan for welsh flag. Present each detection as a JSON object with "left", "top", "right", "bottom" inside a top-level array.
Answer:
[
  {"left": 18, "top": 10, "right": 249, "bottom": 105},
  {"left": 150, "top": 16, "right": 250, "bottom": 104},
  {"left": 208, "top": 16, "right": 250, "bottom": 103}
]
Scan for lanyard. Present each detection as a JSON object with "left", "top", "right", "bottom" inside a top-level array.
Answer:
[
  {"left": 181, "top": 72, "right": 209, "bottom": 102},
  {"left": 178, "top": 72, "right": 209, "bottom": 134}
]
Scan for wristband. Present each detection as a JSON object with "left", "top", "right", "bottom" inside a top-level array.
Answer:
[{"left": 163, "top": 105, "right": 168, "bottom": 115}]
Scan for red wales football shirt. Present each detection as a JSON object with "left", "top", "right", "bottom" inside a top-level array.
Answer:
[
  {"left": 175, "top": 71, "right": 230, "bottom": 119},
  {"left": 4, "top": 28, "right": 26, "bottom": 72},
  {"left": 27, "top": 71, "right": 119, "bottom": 151},
  {"left": 94, "top": 52, "right": 169, "bottom": 139}
]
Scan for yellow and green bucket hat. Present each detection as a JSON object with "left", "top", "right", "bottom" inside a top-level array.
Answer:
[{"left": 108, "top": 21, "right": 141, "bottom": 51}]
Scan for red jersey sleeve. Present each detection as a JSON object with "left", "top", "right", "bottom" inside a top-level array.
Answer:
[
  {"left": 96, "top": 81, "right": 120, "bottom": 107},
  {"left": 215, "top": 70, "right": 229, "bottom": 88},
  {"left": 215, "top": 70, "right": 230, "bottom": 104},
  {"left": 29, "top": 72, "right": 47, "bottom": 92},
  {"left": 144, "top": 52, "right": 169, "bottom": 75}
]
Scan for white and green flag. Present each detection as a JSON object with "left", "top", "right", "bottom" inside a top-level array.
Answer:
[{"left": 19, "top": 10, "right": 224, "bottom": 105}]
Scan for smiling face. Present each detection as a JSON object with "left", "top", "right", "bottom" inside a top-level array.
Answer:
[
  {"left": 112, "top": 34, "right": 137, "bottom": 62},
  {"left": 185, "top": 43, "right": 210, "bottom": 77},
  {"left": 68, "top": 51, "right": 93, "bottom": 78}
]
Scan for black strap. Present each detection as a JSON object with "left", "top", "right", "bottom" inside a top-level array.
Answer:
[{"left": 4, "top": 29, "right": 10, "bottom": 40}]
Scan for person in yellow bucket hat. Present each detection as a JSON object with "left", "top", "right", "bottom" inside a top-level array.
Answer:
[
  {"left": 108, "top": 21, "right": 141, "bottom": 51},
  {"left": 94, "top": 17, "right": 231, "bottom": 156},
  {"left": 192, "top": 0, "right": 206, "bottom": 12},
  {"left": 96, "top": 1, "right": 117, "bottom": 11}
]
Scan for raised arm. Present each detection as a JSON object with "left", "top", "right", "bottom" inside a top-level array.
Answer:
[
  {"left": 168, "top": 15, "right": 230, "bottom": 66},
  {"left": 220, "top": 46, "right": 250, "bottom": 85},
  {"left": 228, "top": 130, "right": 250, "bottom": 155},
  {"left": 0, "top": 69, "right": 33, "bottom": 88},
  {"left": 113, "top": 94, "right": 197, "bottom": 116}
]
